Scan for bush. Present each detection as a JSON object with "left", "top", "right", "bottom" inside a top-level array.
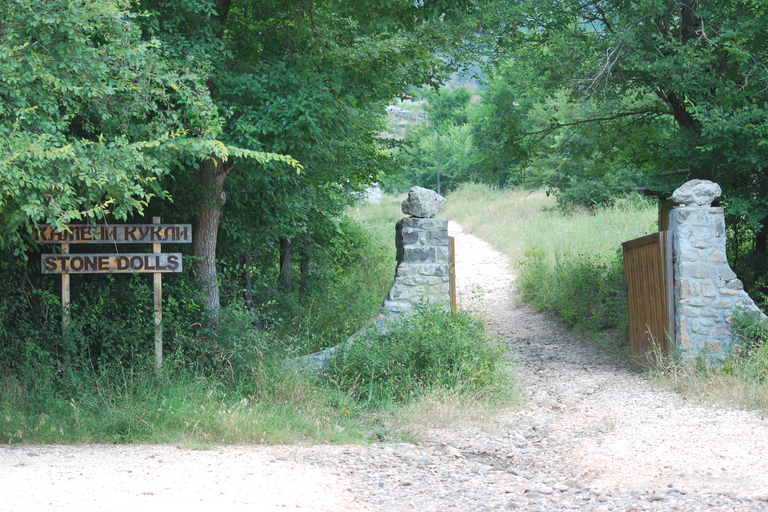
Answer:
[
  {"left": 732, "top": 311, "right": 768, "bottom": 357},
  {"left": 518, "top": 248, "right": 628, "bottom": 345},
  {"left": 321, "top": 308, "right": 508, "bottom": 406}
]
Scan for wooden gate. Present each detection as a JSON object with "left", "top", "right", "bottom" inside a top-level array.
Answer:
[{"left": 622, "top": 232, "right": 674, "bottom": 362}]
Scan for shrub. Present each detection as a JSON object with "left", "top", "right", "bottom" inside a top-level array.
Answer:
[
  {"left": 732, "top": 311, "right": 768, "bottom": 357},
  {"left": 321, "top": 308, "right": 508, "bottom": 406},
  {"left": 518, "top": 248, "right": 628, "bottom": 345}
]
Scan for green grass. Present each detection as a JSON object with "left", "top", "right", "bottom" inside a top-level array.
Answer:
[
  {"left": 321, "top": 308, "right": 512, "bottom": 406},
  {"left": 443, "top": 183, "right": 657, "bottom": 345},
  {"left": 442, "top": 183, "right": 657, "bottom": 265}
]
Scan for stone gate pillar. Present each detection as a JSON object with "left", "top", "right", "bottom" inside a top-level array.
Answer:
[
  {"left": 670, "top": 180, "right": 764, "bottom": 362},
  {"left": 382, "top": 187, "right": 451, "bottom": 316}
]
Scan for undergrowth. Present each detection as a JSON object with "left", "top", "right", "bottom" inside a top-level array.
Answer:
[
  {"left": 1, "top": 194, "right": 517, "bottom": 444},
  {"left": 646, "top": 313, "right": 768, "bottom": 412},
  {"left": 444, "top": 183, "right": 656, "bottom": 347},
  {"left": 321, "top": 308, "right": 512, "bottom": 406}
]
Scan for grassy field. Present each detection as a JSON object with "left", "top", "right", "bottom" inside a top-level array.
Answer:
[
  {"left": 443, "top": 183, "right": 657, "bottom": 346},
  {"left": 442, "top": 183, "right": 658, "bottom": 265}
]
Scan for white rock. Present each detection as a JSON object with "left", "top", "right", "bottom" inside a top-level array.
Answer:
[
  {"left": 672, "top": 179, "right": 722, "bottom": 207},
  {"left": 401, "top": 186, "right": 446, "bottom": 218}
]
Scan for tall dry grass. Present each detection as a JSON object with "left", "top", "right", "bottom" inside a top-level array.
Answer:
[{"left": 442, "top": 183, "right": 657, "bottom": 265}]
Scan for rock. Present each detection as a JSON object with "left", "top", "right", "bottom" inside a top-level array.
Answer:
[
  {"left": 672, "top": 179, "right": 722, "bottom": 207},
  {"left": 401, "top": 186, "right": 446, "bottom": 218},
  {"left": 364, "top": 185, "right": 383, "bottom": 204}
]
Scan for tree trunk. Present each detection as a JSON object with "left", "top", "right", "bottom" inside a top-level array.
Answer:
[
  {"left": 279, "top": 238, "right": 293, "bottom": 293},
  {"left": 299, "top": 230, "right": 311, "bottom": 298},
  {"left": 193, "top": 155, "right": 229, "bottom": 321},
  {"left": 243, "top": 250, "right": 264, "bottom": 330}
]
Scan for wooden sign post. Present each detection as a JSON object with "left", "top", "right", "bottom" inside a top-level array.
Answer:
[{"left": 36, "top": 220, "right": 191, "bottom": 370}]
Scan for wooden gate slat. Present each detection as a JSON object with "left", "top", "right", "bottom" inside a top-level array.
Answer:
[{"left": 622, "top": 232, "right": 673, "bottom": 363}]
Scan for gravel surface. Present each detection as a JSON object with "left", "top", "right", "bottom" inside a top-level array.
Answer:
[{"left": 3, "top": 222, "right": 768, "bottom": 512}]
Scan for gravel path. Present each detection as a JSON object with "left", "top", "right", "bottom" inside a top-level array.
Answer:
[{"left": 2, "top": 223, "right": 768, "bottom": 511}]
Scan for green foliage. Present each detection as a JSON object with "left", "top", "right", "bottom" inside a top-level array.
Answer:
[
  {"left": 518, "top": 249, "right": 628, "bottom": 344},
  {"left": 322, "top": 308, "right": 508, "bottom": 405},
  {"left": 733, "top": 311, "right": 768, "bottom": 357},
  {"left": 258, "top": 215, "right": 394, "bottom": 354},
  {"left": 427, "top": 87, "right": 472, "bottom": 128},
  {"left": 451, "top": 0, "right": 768, "bottom": 298}
]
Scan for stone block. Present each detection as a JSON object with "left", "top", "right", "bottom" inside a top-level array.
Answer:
[
  {"left": 726, "top": 279, "right": 744, "bottom": 290},
  {"left": 709, "top": 251, "right": 726, "bottom": 262},
  {"left": 701, "top": 281, "right": 717, "bottom": 297},
  {"left": 400, "top": 229, "right": 421, "bottom": 245},
  {"left": 692, "top": 241, "right": 709, "bottom": 249},
  {"left": 681, "top": 306, "right": 700, "bottom": 318},
  {"left": 404, "top": 247, "right": 436, "bottom": 263},
  {"left": 712, "top": 298, "right": 733, "bottom": 308},
  {"left": 388, "top": 284, "right": 410, "bottom": 300},
  {"left": 427, "top": 232, "right": 450, "bottom": 246},
  {"left": 680, "top": 262, "right": 718, "bottom": 279},
  {"left": 700, "top": 308, "right": 720, "bottom": 318},
  {"left": 719, "top": 289, "right": 738, "bottom": 296},
  {"left": 682, "top": 297, "right": 709, "bottom": 307},
  {"left": 399, "top": 217, "right": 447, "bottom": 231},
  {"left": 713, "top": 326, "right": 733, "bottom": 338},
  {"left": 680, "top": 252, "right": 700, "bottom": 262},
  {"left": 690, "top": 227, "right": 713, "bottom": 241},
  {"left": 678, "top": 279, "right": 695, "bottom": 299},
  {"left": 720, "top": 266, "right": 737, "bottom": 281}
]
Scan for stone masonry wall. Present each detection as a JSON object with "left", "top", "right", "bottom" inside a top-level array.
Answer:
[
  {"left": 381, "top": 217, "right": 451, "bottom": 316},
  {"left": 671, "top": 206, "right": 764, "bottom": 362}
]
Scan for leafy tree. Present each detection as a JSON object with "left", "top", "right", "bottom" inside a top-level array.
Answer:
[
  {"left": 0, "top": 0, "right": 295, "bottom": 254},
  {"left": 136, "top": 0, "right": 471, "bottom": 316},
  {"left": 459, "top": 0, "right": 768, "bottom": 294}
]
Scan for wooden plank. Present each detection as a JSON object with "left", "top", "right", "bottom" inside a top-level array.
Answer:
[
  {"left": 660, "top": 230, "right": 674, "bottom": 351},
  {"left": 41, "top": 253, "right": 183, "bottom": 274},
  {"left": 153, "top": 217, "right": 163, "bottom": 370},
  {"left": 61, "top": 242, "right": 70, "bottom": 332},
  {"left": 623, "top": 230, "right": 673, "bottom": 364},
  {"left": 621, "top": 232, "right": 659, "bottom": 251},
  {"left": 35, "top": 224, "right": 191, "bottom": 244},
  {"left": 449, "top": 236, "right": 457, "bottom": 314}
]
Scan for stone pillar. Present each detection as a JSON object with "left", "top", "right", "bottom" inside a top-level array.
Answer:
[
  {"left": 382, "top": 217, "right": 451, "bottom": 316},
  {"left": 670, "top": 180, "right": 764, "bottom": 362}
]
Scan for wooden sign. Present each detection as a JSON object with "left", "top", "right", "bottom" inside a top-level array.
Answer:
[
  {"left": 35, "top": 224, "right": 191, "bottom": 244},
  {"left": 41, "top": 219, "right": 190, "bottom": 371},
  {"left": 41, "top": 253, "right": 183, "bottom": 274}
]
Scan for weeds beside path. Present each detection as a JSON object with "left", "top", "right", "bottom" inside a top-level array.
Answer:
[{"left": 3, "top": 222, "right": 768, "bottom": 511}]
